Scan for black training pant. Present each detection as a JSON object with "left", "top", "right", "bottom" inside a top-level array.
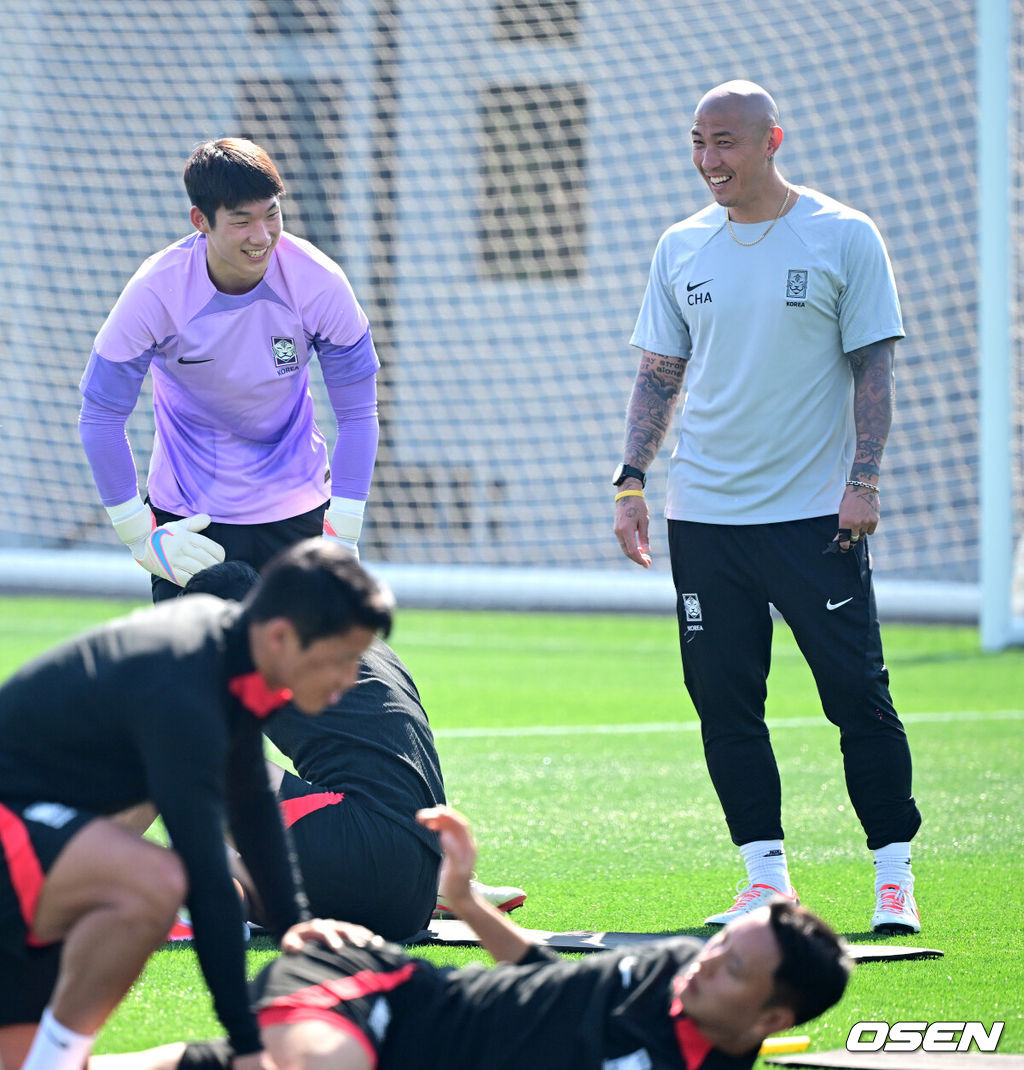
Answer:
[
  {"left": 668, "top": 515, "right": 921, "bottom": 850},
  {"left": 148, "top": 501, "right": 327, "bottom": 603}
]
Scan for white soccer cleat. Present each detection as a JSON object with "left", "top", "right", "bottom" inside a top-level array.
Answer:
[
  {"left": 871, "top": 882, "right": 921, "bottom": 934},
  {"left": 433, "top": 878, "right": 527, "bottom": 919},
  {"left": 704, "top": 880, "right": 799, "bottom": 926},
  {"left": 166, "top": 912, "right": 249, "bottom": 942}
]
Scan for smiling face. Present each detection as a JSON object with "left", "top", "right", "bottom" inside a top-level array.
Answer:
[
  {"left": 674, "top": 909, "right": 793, "bottom": 1053},
  {"left": 690, "top": 84, "right": 785, "bottom": 224},
  {"left": 191, "top": 196, "right": 283, "bottom": 294}
]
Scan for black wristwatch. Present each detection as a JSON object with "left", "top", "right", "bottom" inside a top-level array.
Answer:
[{"left": 612, "top": 463, "right": 646, "bottom": 488}]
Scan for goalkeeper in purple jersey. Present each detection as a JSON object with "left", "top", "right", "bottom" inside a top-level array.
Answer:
[{"left": 79, "top": 138, "right": 380, "bottom": 601}]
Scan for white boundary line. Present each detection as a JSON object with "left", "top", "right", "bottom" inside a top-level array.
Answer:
[{"left": 433, "top": 709, "right": 1024, "bottom": 739}]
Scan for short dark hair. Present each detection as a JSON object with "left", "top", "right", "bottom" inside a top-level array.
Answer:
[
  {"left": 245, "top": 539, "right": 394, "bottom": 645},
  {"left": 766, "top": 901, "right": 852, "bottom": 1025},
  {"left": 183, "top": 137, "right": 285, "bottom": 227},
  {"left": 182, "top": 560, "right": 261, "bottom": 602}
]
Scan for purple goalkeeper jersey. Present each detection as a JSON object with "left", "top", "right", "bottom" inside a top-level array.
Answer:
[{"left": 80, "top": 231, "right": 379, "bottom": 523}]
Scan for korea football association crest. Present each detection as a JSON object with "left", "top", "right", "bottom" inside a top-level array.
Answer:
[
  {"left": 785, "top": 269, "right": 808, "bottom": 307},
  {"left": 682, "top": 592, "right": 704, "bottom": 640},
  {"left": 272, "top": 336, "right": 300, "bottom": 375}
]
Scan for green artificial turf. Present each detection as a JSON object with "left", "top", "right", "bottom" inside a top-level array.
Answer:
[{"left": 0, "top": 599, "right": 1020, "bottom": 1062}]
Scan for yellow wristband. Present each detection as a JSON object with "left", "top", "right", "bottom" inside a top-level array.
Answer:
[{"left": 614, "top": 489, "right": 645, "bottom": 503}]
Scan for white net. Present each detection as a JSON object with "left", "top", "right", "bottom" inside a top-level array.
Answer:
[{"left": 0, "top": 0, "right": 1020, "bottom": 609}]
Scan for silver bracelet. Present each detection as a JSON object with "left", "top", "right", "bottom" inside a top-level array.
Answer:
[{"left": 845, "top": 480, "right": 879, "bottom": 493}]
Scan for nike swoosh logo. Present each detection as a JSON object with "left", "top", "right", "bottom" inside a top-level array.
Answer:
[
  {"left": 686, "top": 278, "right": 713, "bottom": 292},
  {"left": 150, "top": 528, "right": 175, "bottom": 580},
  {"left": 43, "top": 1028, "right": 69, "bottom": 1050},
  {"left": 177, "top": 357, "right": 214, "bottom": 365},
  {"left": 826, "top": 597, "right": 853, "bottom": 611}
]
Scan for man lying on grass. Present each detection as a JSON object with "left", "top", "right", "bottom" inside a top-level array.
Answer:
[{"left": 92, "top": 806, "right": 851, "bottom": 1070}]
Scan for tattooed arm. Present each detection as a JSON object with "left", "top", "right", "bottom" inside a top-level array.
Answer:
[
  {"left": 835, "top": 337, "right": 897, "bottom": 550},
  {"left": 613, "top": 350, "right": 687, "bottom": 567}
]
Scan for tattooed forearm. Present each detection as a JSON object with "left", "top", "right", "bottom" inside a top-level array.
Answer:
[
  {"left": 623, "top": 350, "right": 687, "bottom": 470},
  {"left": 847, "top": 338, "right": 896, "bottom": 481}
]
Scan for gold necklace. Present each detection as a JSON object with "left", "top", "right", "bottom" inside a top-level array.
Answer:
[{"left": 726, "top": 186, "right": 791, "bottom": 247}]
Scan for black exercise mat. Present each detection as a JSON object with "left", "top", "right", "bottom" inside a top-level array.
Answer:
[{"left": 411, "top": 920, "right": 943, "bottom": 961}]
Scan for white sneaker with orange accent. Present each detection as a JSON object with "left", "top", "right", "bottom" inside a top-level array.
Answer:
[
  {"left": 433, "top": 878, "right": 527, "bottom": 919},
  {"left": 871, "top": 882, "right": 921, "bottom": 934},
  {"left": 703, "top": 880, "right": 799, "bottom": 926}
]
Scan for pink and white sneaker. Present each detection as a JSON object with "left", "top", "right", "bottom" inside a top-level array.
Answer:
[
  {"left": 166, "top": 912, "right": 249, "bottom": 942},
  {"left": 166, "top": 913, "right": 194, "bottom": 941},
  {"left": 871, "top": 882, "right": 921, "bottom": 934},
  {"left": 704, "top": 880, "right": 799, "bottom": 926}
]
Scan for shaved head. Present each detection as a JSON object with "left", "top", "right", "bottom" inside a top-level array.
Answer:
[
  {"left": 689, "top": 79, "right": 791, "bottom": 222},
  {"left": 695, "top": 80, "right": 780, "bottom": 134}
]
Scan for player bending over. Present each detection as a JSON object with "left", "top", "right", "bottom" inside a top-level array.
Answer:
[
  {"left": 91, "top": 806, "right": 850, "bottom": 1070},
  {"left": 0, "top": 541, "right": 393, "bottom": 1070}
]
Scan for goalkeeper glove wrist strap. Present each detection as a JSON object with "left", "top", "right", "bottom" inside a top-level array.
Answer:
[
  {"left": 324, "top": 497, "right": 366, "bottom": 542},
  {"left": 105, "top": 493, "right": 154, "bottom": 550}
]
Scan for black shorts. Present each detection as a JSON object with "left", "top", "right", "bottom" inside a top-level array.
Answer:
[
  {"left": 0, "top": 800, "right": 96, "bottom": 1026},
  {"left": 279, "top": 772, "right": 440, "bottom": 942},
  {"left": 179, "top": 1040, "right": 234, "bottom": 1070},
  {"left": 148, "top": 501, "right": 327, "bottom": 602},
  {"left": 253, "top": 941, "right": 422, "bottom": 1065}
]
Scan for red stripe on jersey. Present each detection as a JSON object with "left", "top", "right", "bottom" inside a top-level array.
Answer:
[
  {"left": 229, "top": 673, "right": 293, "bottom": 718},
  {"left": 671, "top": 1014, "right": 710, "bottom": 1065},
  {"left": 265, "top": 961, "right": 417, "bottom": 1015},
  {"left": 0, "top": 803, "right": 46, "bottom": 943},
  {"left": 670, "top": 974, "right": 714, "bottom": 1069},
  {"left": 280, "top": 792, "right": 345, "bottom": 829},
  {"left": 673, "top": 1017, "right": 714, "bottom": 1070},
  {"left": 258, "top": 1007, "right": 377, "bottom": 1068}
]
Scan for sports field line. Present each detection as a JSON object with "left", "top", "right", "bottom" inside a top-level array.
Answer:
[
  {"left": 432, "top": 708, "right": 1024, "bottom": 739},
  {"left": 399, "top": 633, "right": 936, "bottom": 660}
]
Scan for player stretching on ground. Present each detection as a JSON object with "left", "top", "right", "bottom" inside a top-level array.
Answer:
[
  {"left": 0, "top": 542, "right": 392, "bottom": 1070},
  {"left": 80, "top": 137, "right": 380, "bottom": 600},
  {"left": 91, "top": 806, "right": 850, "bottom": 1070},
  {"left": 180, "top": 560, "right": 526, "bottom": 943}
]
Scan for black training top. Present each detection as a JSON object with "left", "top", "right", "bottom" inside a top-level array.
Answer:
[
  {"left": 251, "top": 939, "right": 759, "bottom": 1070},
  {"left": 263, "top": 638, "right": 446, "bottom": 855},
  {"left": 0, "top": 595, "right": 305, "bottom": 1055}
]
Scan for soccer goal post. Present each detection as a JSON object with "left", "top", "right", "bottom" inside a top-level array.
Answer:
[{"left": 978, "top": 0, "right": 1024, "bottom": 650}]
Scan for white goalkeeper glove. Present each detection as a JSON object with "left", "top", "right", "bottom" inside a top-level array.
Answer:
[
  {"left": 323, "top": 496, "right": 365, "bottom": 559},
  {"left": 106, "top": 493, "right": 226, "bottom": 587}
]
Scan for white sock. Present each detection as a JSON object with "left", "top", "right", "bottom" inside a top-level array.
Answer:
[
  {"left": 739, "top": 840, "right": 791, "bottom": 891},
  {"left": 873, "top": 842, "right": 913, "bottom": 891},
  {"left": 20, "top": 1008, "right": 96, "bottom": 1070}
]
